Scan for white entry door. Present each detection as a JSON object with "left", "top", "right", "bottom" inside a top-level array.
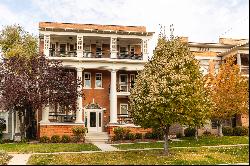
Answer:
[{"left": 86, "top": 109, "right": 103, "bottom": 132}]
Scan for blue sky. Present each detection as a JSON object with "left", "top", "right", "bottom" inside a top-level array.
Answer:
[{"left": 0, "top": 0, "right": 249, "bottom": 54}]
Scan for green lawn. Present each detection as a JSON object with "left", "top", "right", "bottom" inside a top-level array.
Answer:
[
  {"left": 113, "top": 136, "right": 249, "bottom": 150},
  {"left": 27, "top": 146, "right": 249, "bottom": 165},
  {"left": 0, "top": 152, "right": 12, "bottom": 165},
  {"left": 0, "top": 143, "right": 100, "bottom": 153}
]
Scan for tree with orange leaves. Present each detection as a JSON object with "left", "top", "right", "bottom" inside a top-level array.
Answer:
[{"left": 204, "top": 55, "right": 248, "bottom": 136}]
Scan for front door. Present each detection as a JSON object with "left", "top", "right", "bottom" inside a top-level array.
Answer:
[{"left": 86, "top": 109, "right": 103, "bottom": 132}]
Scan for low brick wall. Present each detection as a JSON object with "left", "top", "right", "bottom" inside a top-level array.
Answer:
[
  {"left": 107, "top": 125, "right": 152, "bottom": 137},
  {"left": 107, "top": 123, "right": 184, "bottom": 137},
  {"left": 39, "top": 123, "right": 84, "bottom": 138}
]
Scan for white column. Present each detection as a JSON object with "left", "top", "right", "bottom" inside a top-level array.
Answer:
[
  {"left": 110, "top": 37, "right": 118, "bottom": 58},
  {"left": 44, "top": 35, "right": 50, "bottom": 57},
  {"left": 77, "top": 35, "right": 83, "bottom": 58},
  {"left": 75, "top": 67, "right": 83, "bottom": 123},
  {"left": 237, "top": 53, "right": 241, "bottom": 72},
  {"left": 110, "top": 69, "right": 118, "bottom": 123},
  {"left": 142, "top": 39, "right": 149, "bottom": 61},
  {"left": 40, "top": 105, "right": 50, "bottom": 123}
]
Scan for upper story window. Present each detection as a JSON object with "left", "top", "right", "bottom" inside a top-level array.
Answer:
[
  {"left": 130, "top": 46, "right": 135, "bottom": 55},
  {"left": 84, "top": 72, "right": 91, "bottom": 88},
  {"left": 95, "top": 73, "right": 102, "bottom": 88}
]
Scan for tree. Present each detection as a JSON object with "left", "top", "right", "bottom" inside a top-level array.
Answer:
[
  {"left": 204, "top": 56, "right": 248, "bottom": 136},
  {"left": 0, "top": 25, "right": 37, "bottom": 59},
  {"left": 0, "top": 55, "right": 81, "bottom": 139},
  {"left": 129, "top": 37, "right": 212, "bottom": 155}
]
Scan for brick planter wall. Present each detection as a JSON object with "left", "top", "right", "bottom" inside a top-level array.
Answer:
[
  {"left": 107, "top": 125, "right": 152, "bottom": 137},
  {"left": 39, "top": 124, "right": 84, "bottom": 138},
  {"left": 107, "top": 123, "right": 184, "bottom": 137}
]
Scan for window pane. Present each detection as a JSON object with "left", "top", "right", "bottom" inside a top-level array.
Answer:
[
  {"left": 90, "top": 112, "right": 96, "bottom": 127},
  {"left": 120, "top": 105, "right": 128, "bottom": 114},
  {"left": 99, "top": 112, "right": 101, "bottom": 127},
  {"left": 84, "top": 73, "right": 91, "bottom": 88},
  {"left": 120, "top": 75, "right": 127, "bottom": 83},
  {"left": 85, "top": 80, "right": 91, "bottom": 87},
  {"left": 95, "top": 73, "right": 102, "bottom": 88}
]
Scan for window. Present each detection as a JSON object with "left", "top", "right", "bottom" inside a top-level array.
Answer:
[
  {"left": 211, "top": 119, "right": 217, "bottom": 129},
  {"left": 96, "top": 46, "right": 102, "bottom": 55},
  {"left": 119, "top": 74, "right": 128, "bottom": 92},
  {"left": 120, "top": 47, "right": 127, "bottom": 54},
  {"left": 130, "top": 74, "right": 135, "bottom": 88},
  {"left": 84, "top": 72, "right": 91, "bottom": 88},
  {"left": 130, "top": 46, "right": 135, "bottom": 55},
  {"left": 59, "top": 44, "right": 66, "bottom": 53},
  {"left": 0, "top": 112, "right": 8, "bottom": 133},
  {"left": 95, "top": 73, "right": 102, "bottom": 88},
  {"left": 69, "top": 44, "right": 74, "bottom": 51},
  {"left": 120, "top": 104, "right": 128, "bottom": 115}
]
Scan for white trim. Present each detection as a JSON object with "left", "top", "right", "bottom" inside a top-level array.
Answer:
[
  {"left": 40, "top": 31, "right": 152, "bottom": 40},
  {"left": 0, "top": 112, "right": 8, "bottom": 133},
  {"left": 84, "top": 72, "right": 91, "bottom": 88},
  {"left": 94, "top": 87, "right": 104, "bottom": 89},
  {"left": 120, "top": 103, "right": 129, "bottom": 115},
  {"left": 39, "top": 122, "right": 84, "bottom": 126},
  {"left": 95, "top": 73, "right": 102, "bottom": 88}
]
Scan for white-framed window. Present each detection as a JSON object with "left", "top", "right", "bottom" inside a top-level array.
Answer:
[
  {"left": 0, "top": 112, "right": 8, "bottom": 133},
  {"left": 95, "top": 73, "right": 102, "bottom": 88},
  {"left": 119, "top": 74, "right": 128, "bottom": 92},
  {"left": 120, "top": 104, "right": 128, "bottom": 115},
  {"left": 84, "top": 72, "right": 91, "bottom": 88}
]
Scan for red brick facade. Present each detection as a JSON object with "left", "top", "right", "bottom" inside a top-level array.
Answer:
[{"left": 40, "top": 124, "right": 84, "bottom": 138}]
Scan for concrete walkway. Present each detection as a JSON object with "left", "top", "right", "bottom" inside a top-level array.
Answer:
[
  {"left": 6, "top": 143, "right": 249, "bottom": 165},
  {"left": 8, "top": 154, "right": 31, "bottom": 165},
  {"left": 93, "top": 142, "right": 120, "bottom": 151}
]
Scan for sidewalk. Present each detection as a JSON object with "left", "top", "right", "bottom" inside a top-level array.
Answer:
[
  {"left": 8, "top": 154, "right": 31, "bottom": 165},
  {"left": 6, "top": 143, "right": 249, "bottom": 165}
]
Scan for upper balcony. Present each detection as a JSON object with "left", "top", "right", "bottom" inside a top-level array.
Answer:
[{"left": 39, "top": 22, "right": 154, "bottom": 62}]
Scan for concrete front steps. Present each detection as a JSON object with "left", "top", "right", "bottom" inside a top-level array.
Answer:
[{"left": 85, "top": 132, "right": 110, "bottom": 143}]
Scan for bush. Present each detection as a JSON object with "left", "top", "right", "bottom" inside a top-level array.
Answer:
[
  {"left": 144, "top": 132, "right": 153, "bottom": 139},
  {"left": 222, "top": 126, "right": 234, "bottom": 136},
  {"left": 39, "top": 136, "right": 50, "bottom": 143},
  {"left": 135, "top": 133, "right": 142, "bottom": 139},
  {"left": 125, "top": 133, "right": 136, "bottom": 140},
  {"left": 152, "top": 128, "right": 164, "bottom": 140},
  {"left": 51, "top": 135, "right": 61, "bottom": 143},
  {"left": 72, "top": 127, "right": 87, "bottom": 142},
  {"left": 184, "top": 127, "right": 196, "bottom": 137},
  {"left": 61, "top": 135, "right": 71, "bottom": 143},
  {"left": 202, "top": 130, "right": 212, "bottom": 136},
  {"left": 233, "top": 126, "right": 248, "bottom": 136},
  {"left": 176, "top": 132, "right": 183, "bottom": 138},
  {"left": 113, "top": 127, "right": 130, "bottom": 141}
]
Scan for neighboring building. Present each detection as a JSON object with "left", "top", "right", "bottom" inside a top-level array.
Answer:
[{"left": 185, "top": 37, "right": 249, "bottom": 135}]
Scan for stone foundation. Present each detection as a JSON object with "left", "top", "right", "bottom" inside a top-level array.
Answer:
[{"left": 39, "top": 123, "right": 84, "bottom": 138}]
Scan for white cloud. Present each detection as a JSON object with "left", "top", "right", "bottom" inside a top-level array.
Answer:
[{"left": 0, "top": 0, "right": 249, "bottom": 56}]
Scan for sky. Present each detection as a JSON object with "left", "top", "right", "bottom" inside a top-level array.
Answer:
[{"left": 0, "top": 0, "right": 249, "bottom": 55}]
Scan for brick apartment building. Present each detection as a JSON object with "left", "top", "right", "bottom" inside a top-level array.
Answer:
[{"left": 0, "top": 22, "right": 248, "bottom": 140}]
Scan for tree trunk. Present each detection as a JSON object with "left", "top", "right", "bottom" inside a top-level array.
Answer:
[
  {"left": 195, "top": 126, "right": 198, "bottom": 141},
  {"left": 163, "top": 125, "right": 170, "bottom": 155},
  {"left": 217, "top": 121, "right": 223, "bottom": 137}
]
